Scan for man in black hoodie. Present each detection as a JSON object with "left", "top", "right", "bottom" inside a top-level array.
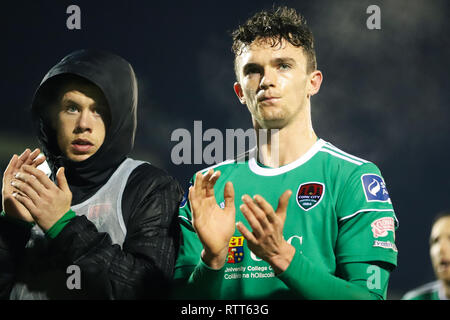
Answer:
[{"left": 0, "top": 49, "right": 182, "bottom": 299}]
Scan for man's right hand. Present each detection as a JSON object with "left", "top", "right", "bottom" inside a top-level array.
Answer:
[
  {"left": 2, "top": 148, "right": 46, "bottom": 223},
  {"left": 189, "top": 169, "right": 236, "bottom": 270}
]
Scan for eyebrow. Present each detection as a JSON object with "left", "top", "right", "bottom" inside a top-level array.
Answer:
[
  {"left": 61, "top": 98, "right": 103, "bottom": 109},
  {"left": 242, "top": 63, "right": 262, "bottom": 75},
  {"left": 272, "top": 57, "right": 297, "bottom": 66},
  {"left": 61, "top": 98, "right": 81, "bottom": 105},
  {"left": 242, "top": 57, "right": 298, "bottom": 72}
]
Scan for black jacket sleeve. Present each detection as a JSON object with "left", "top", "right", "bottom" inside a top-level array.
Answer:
[
  {"left": 0, "top": 217, "right": 31, "bottom": 299},
  {"left": 48, "top": 163, "right": 183, "bottom": 299}
]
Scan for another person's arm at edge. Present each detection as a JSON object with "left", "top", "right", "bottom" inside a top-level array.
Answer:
[{"left": 46, "top": 165, "right": 183, "bottom": 299}]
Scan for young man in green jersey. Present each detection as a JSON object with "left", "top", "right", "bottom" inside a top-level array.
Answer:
[
  {"left": 174, "top": 6, "right": 398, "bottom": 299},
  {"left": 402, "top": 211, "right": 450, "bottom": 300}
]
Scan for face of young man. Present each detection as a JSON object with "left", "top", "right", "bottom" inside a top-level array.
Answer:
[
  {"left": 53, "top": 84, "right": 109, "bottom": 162},
  {"left": 233, "top": 37, "right": 322, "bottom": 129},
  {"left": 430, "top": 216, "right": 450, "bottom": 282}
]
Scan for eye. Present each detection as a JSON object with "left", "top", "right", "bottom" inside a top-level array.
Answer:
[
  {"left": 65, "top": 105, "right": 79, "bottom": 113},
  {"left": 243, "top": 64, "right": 263, "bottom": 77},
  {"left": 247, "top": 67, "right": 259, "bottom": 74},
  {"left": 430, "top": 236, "right": 439, "bottom": 245},
  {"left": 278, "top": 63, "right": 291, "bottom": 70}
]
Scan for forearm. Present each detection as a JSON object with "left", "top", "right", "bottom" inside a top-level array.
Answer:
[
  {"left": 186, "top": 259, "right": 226, "bottom": 299},
  {"left": 277, "top": 251, "right": 387, "bottom": 300},
  {"left": 173, "top": 250, "right": 227, "bottom": 299}
]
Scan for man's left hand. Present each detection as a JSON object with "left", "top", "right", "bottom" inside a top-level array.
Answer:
[
  {"left": 236, "top": 190, "right": 295, "bottom": 275},
  {"left": 11, "top": 165, "right": 72, "bottom": 231}
]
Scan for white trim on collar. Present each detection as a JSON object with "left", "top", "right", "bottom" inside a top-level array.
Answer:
[{"left": 248, "top": 139, "right": 326, "bottom": 176}]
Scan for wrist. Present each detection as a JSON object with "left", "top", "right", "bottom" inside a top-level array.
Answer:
[
  {"left": 267, "top": 242, "right": 296, "bottom": 275},
  {"left": 45, "top": 208, "right": 76, "bottom": 238},
  {"left": 201, "top": 248, "right": 228, "bottom": 270}
]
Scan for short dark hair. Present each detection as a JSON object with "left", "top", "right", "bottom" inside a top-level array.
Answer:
[{"left": 231, "top": 6, "right": 317, "bottom": 78}]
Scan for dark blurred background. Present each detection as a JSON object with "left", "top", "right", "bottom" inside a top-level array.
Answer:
[{"left": 0, "top": 0, "right": 449, "bottom": 299}]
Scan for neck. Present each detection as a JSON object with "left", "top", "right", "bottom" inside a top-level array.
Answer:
[
  {"left": 254, "top": 103, "right": 317, "bottom": 168},
  {"left": 59, "top": 155, "right": 125, "bottom": 205}
]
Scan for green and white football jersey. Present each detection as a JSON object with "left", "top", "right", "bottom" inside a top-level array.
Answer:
[
  {"left": 175, "top": 138, "right": 398, "bottom": 299},
  {"left": 402, "top": 281, "right": 448, "bottom": 300}
]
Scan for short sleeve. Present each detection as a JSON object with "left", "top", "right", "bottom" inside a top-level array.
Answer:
[
  {"left": 174, "top": 178, "right": 203, "bottom": 280},
  {"left": 335, "top": 163, "right": 398, "bottom": 268}
]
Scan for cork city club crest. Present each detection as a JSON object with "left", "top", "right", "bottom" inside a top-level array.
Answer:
[{"left": 296, "top": 182, "right": 325, "bottom": 211}]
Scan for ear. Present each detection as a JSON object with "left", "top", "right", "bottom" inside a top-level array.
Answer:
[
  {"left": 307, "top": 70, "right": 323, "bottom": 98},
  {"left": 233, "top": 82, "right": 246, "bottom": 105}
]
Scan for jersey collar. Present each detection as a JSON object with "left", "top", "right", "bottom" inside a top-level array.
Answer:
[{"left": 248, "top": 139, "right": 326, "bottom": 176}]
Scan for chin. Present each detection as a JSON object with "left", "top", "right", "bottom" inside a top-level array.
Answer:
[
  {"left": 68, "top": 153, "right": 93, "bottom": 162},
  {"left": 256, "top": 117, "right": 288, "bottom": 130}
]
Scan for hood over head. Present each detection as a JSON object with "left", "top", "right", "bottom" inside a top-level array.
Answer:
[{"left": 31, "top": 49, "right": 138, "bottom": 204}]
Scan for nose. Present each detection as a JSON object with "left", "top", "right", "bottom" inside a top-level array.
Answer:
[
  {"left": 75, "top": 110, "right": 93, "bottom": 133},
  {"left": 259, "top": 67, "right": 276, "bottom": 90}
]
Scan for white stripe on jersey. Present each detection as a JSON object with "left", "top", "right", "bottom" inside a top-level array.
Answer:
[
  {"left": 323, "top": 143, "right": 369, "bottom": 164},
  {"left": 319, "top": 148, "right": 364, "bottom": 166},
  {"left": 339, "top": 208, "right": 398, "bottom": 226},
  {"left": 198, "top": 158, "right": 236, "bottom": 174},
  {"left": 178, "top": 215, "right": 192, "bottom": 225}
]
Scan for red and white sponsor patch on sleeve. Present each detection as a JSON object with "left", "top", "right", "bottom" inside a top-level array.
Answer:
[{"left": 371, "top": 217, "right": 395, "bottom": 239}]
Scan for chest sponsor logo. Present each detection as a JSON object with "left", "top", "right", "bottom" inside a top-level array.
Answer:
[
  {"left": 227, "top": 236, "right": 245, "bottom": 263},
  {"left": 296, "top": 182, "right": 325, "bottom": 211},
  {"left": 371, "top": 217, "right": 395, "bottom": 239},
  {"left": 361, "top": 174, "right": 390, "bottom": 202}
]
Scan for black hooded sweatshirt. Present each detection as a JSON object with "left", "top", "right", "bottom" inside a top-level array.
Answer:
[{"left": 0, "top": 50, "right": 182, "bottom": 299}]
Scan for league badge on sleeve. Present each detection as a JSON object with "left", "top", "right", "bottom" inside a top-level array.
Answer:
[
  {"left": 296, "top": 182, "right": 325, "bottom": 211},
  {"left": 227, "top": 236, "right": 245, "bottom": 263},
  {"left": 179, "top": 181, "right": 193, "bottom": 208},
  {"left": 361, "top": 174, "right": 391, "bottom": 203}
]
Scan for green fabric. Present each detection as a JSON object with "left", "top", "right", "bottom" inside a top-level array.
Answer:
[
  {"left": 402, "top": 281, "right": 443, "bottom": 300},
  {"left": 176, "top": 254, "right": 389, "bottom": 300},
  {"left": 173, "top": 259, "right": 227, "bottom": 299},
  {"left": 403, "top": 290, "right": 440, "bottom": 300},
  {"left": 277, "top": 252, "right": 388, "bottom": 299},
  {"left": 0, "top": 210, "right": 35, "bottom": 228},
  {"left": 174, "top": 139, "right": 398, "bottom": 299},
  {"left": 45, "top": 209, "right": 76, "bottom": 239}
]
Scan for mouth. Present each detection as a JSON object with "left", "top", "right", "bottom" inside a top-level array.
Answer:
[
  {"left": 71, "top": 138, "right": 94, "bottom": 153},
  {"left": 258, "top": 96, "right": 281, "bottom": 104}
]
